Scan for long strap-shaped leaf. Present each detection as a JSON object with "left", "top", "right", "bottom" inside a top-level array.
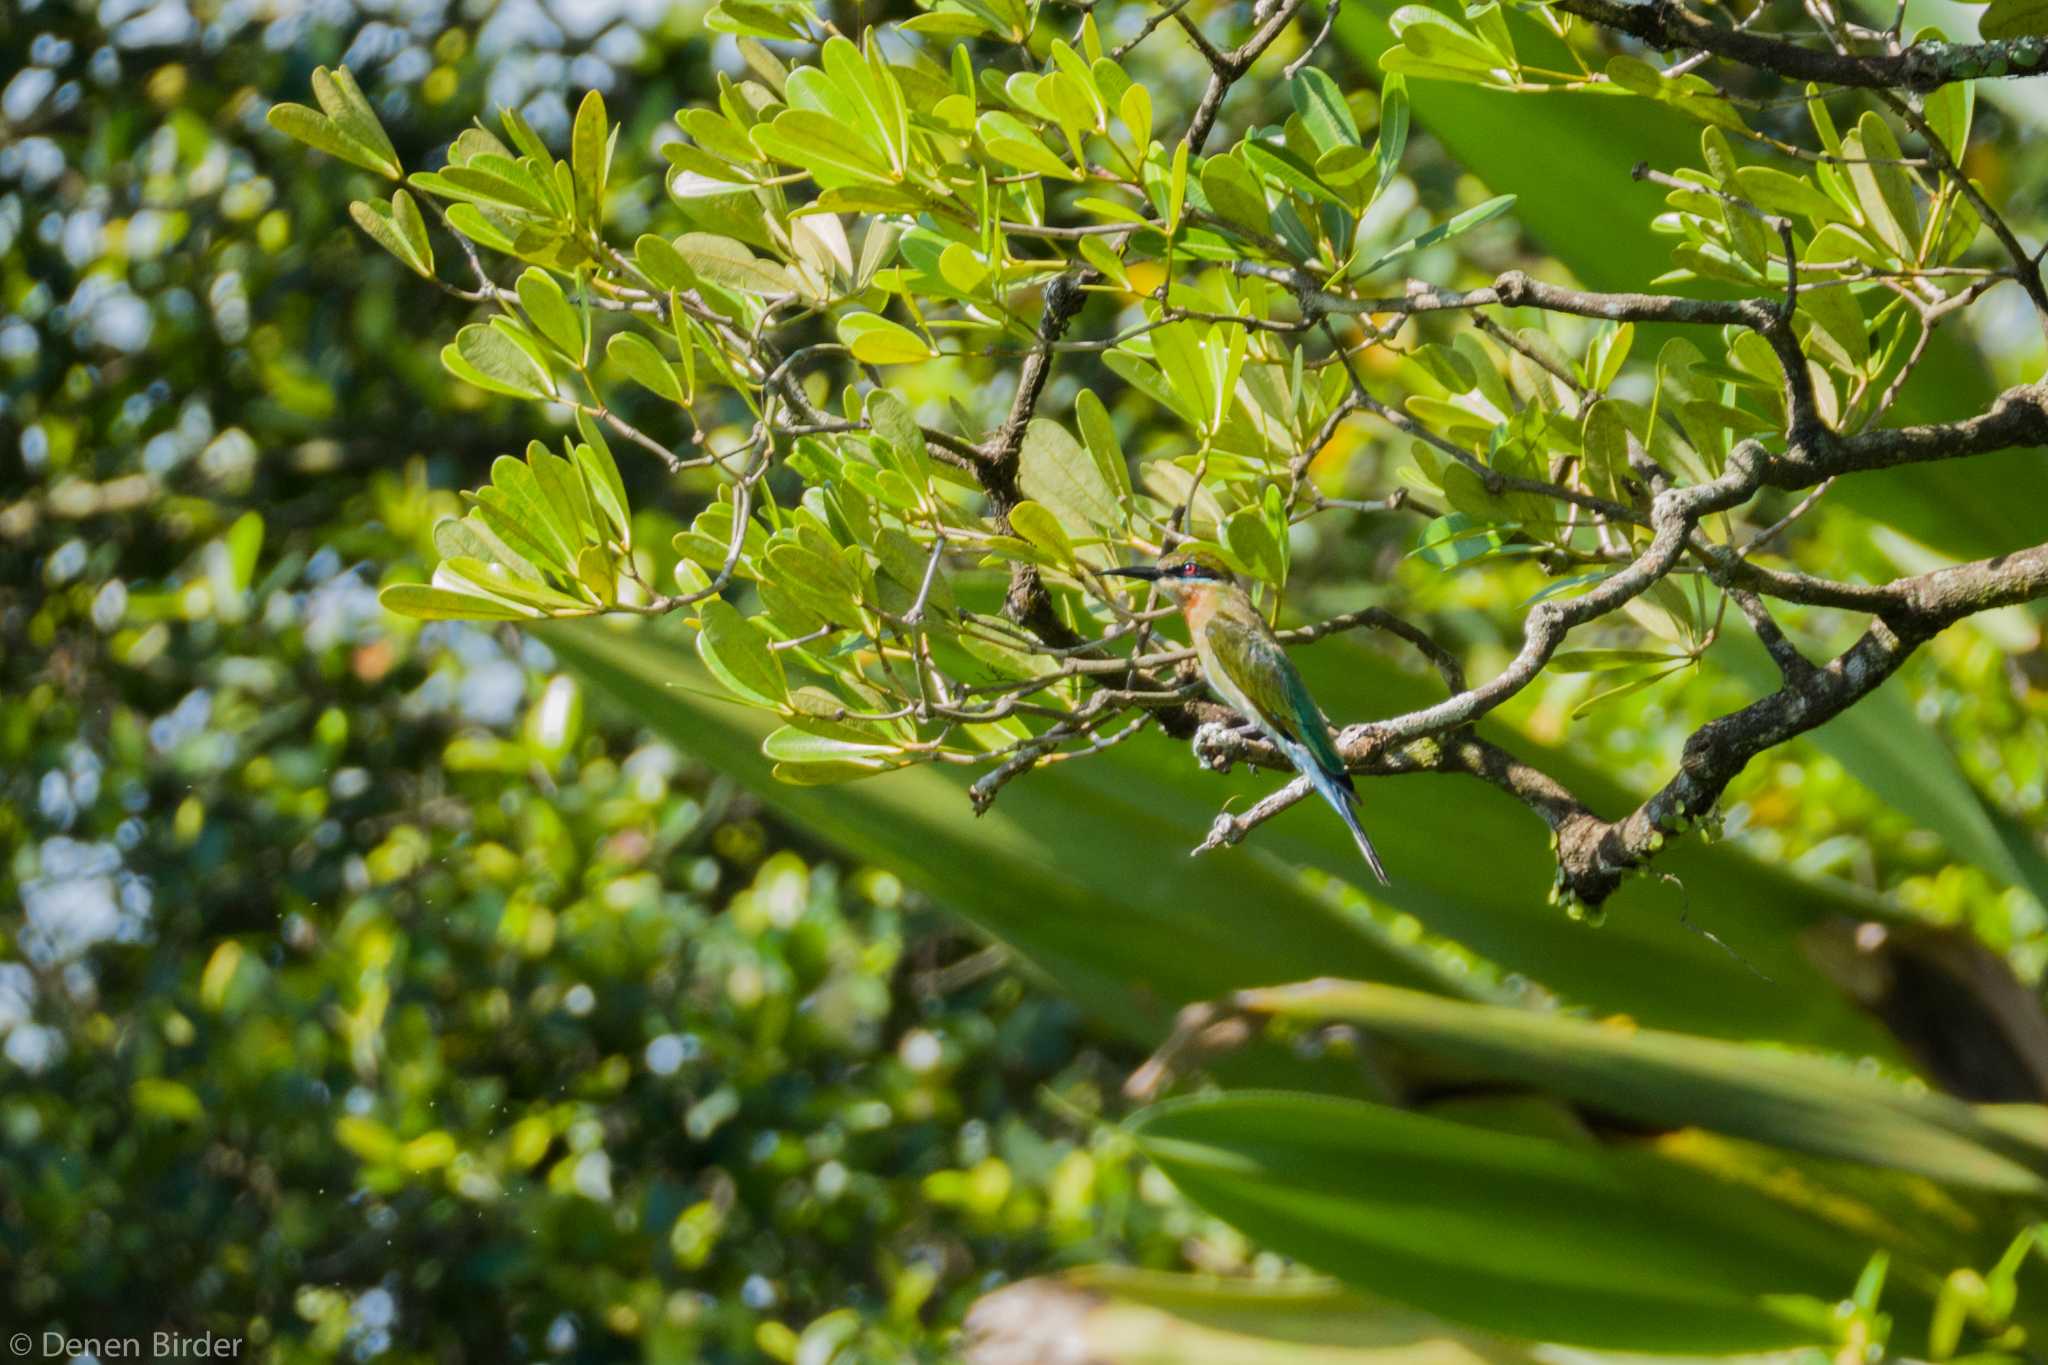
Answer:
[
  {"left": 1131, "top": 1091, "right": 1930, "bottom": 1352},
  {"left": 1241, "top": 980, "right": 2048, "bottom": 1193}
]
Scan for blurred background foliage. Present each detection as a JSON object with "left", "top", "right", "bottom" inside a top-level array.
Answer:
[
  {"left": 0, "top": 2, "right": 1230, "bottom": 1360},
  {"left": 5, "top": 0, "right": 2048, "bottom": 1361}
]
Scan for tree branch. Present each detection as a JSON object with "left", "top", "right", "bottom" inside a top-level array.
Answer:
[
  {"left": 980, "top": 274, "right": 1091, "bottom": 645},
  {"left": 1554, "top": 0, "right": 2048, "bottom": 91},
  {"left": 1193, "top": 542, "right": 2048, "bottom": 904}
]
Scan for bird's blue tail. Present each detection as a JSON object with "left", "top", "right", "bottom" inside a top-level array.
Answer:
[{"left": 1303, "top": 762, "right": 1390, "bottom": 886}]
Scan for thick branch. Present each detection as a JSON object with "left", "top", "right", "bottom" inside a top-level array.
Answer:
[
  {"left": 1813, "top": 381, "right": 2048, "bottom": 481},
  {"left": 1554, "top": 0, "right": 2048, "bottom": 91},
  {"left": 981, "top": 274, "right": 1090, "bottom": 645}
]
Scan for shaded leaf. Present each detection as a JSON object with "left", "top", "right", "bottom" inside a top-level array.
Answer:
[
  {"left": 695, "top": 599, "right": 787, "bottom": 708},
  {"left": 1241, "top": 981, "right": 2048, "bottom": 1193},
  {"left": 1020, "top": 417, "right": 1122, "bottom": 533},
  {"left": 1133, "top": 1091, "right": 1879, "bottom": 1352}
]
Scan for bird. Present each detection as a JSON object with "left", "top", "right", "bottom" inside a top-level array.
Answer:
[{"left": 1103, "top": 548, "right": 1389, "bottom": 884}]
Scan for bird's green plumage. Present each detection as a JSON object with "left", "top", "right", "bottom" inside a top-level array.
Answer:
[
  {"left": 1120, "top": 547, "right": 1388, "bottom": 883},
  {"left": 1194, "top": 602, "right": 1345, "bottom": 780}
]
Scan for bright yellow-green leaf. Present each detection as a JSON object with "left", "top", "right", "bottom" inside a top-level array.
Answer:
[
  {"left": 380, "top": 583, "right": 538, "bottom": 621},
  {"left": 607, "top": 331, "right": 688, "bottom": 404},
  {"left": 570, "top": 88, "right": 612, "bottom": 221},
  {"left": 977, "top": 111, "right": 1080, "bottom": 181},
  {"left": 837, "top": 312, "right": 934, "bottom": 365},
  {"left": 442, "top": 323, "right": 554, "bottom": 399},
  {"left": 348, "top": 190, "right": 435, "bottom": 277},
  {"left": 674, "top": 232, "right": 797, "bottom": 296},
  {"left": 516, "top": 268, "right": 584, "bottom": 361}
]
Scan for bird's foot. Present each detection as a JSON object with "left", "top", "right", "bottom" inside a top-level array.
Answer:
[{"left": 1192, "top": 720, "right": 1253, "bottom": 773}]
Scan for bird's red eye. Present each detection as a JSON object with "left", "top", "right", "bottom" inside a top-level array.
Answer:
[{"left": 1179, "top": 562, "right": 1200, "bottom": 578}]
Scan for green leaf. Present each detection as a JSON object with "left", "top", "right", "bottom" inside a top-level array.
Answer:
[
  {"left": 1844, "top": 112, "right": 1920, "bottom": 259},
  {"left": 1198, "top": 153, "right": 1272, "bottom": 237},
  {"left": 1167, "top": 139, "right": 1190, "bottom": 232},
  {"left": 1149, "top": 321, "right": 1217, "bottom": 434},
  {"left": 441, "top": 203, "right": 517, "bottom": 255},
  {"left": 762, "top": 724, "right": 905, "bottom": 771},
  {"left": 310, "top": 65, "right": 401, "bottom": 176},
  {"left": 516, "top": 268, "right": 584, "bottom": 361},
  {"left": 1579, "top": 399, "right": 1631, "bottom": 503},
  {"left": 1041, "top": 69, "right": 1100, "bottom": 153},
  {"left": 1078, "top": 233, "right": 1128, "bottom": 287},
  {"left": 1132, "top": 1092, "right": 1879, "bottom": 1352},
  {"left": 1731, "top": 166, "right": 1843, "bottom": 224},
  {"left": 1373, "top": 75, "right": 1409, "bottom": 207},
  {"left": 1981, "top": 0, "right": 2048, "bottom": 39},
  {"left": 937, "top": 241, "right": 991, "bottom": 295},
  {"left": 1701, "top": 128, "right": 1772, "bottom": 272},
  {"left": 1020, "top": 416, "right": 1122, "bottom": 534},
  {"left": 434, "top": 515, "right": 542, "bottom": 582},
  {"left": 837, "top": 312, "right": 935, "bottom": 365},
  {"left": 1409, "top": 513, "right": 1509, "bottom": 569},
  {"left": 1006, "top": 500, "right": 1074, "bottom": 561},
  {"left": 1242, "top": 139, "right": 1345, "bottom": 209},
  {"left": 820, "top": 34, "right": 909, "bottom": 173},
  {"left": 416, "top": 155, "right": 556, "bottom": 217},
  {"left": 268, "top": 92, "right": 402, "bottom": 180},
  {"left": 380, "top": 583, "right": 537, "bottom": 621},
  {"left": 606, "top": 331, "right": 687, "bottom": 404},
  {"left": 1350, "top": 194, "right": 1516, "bottom": 279},
  {"left": 753, "top": 107, "right": 899, "bottom": 186},
  {"left": 673, "top": 233, "right": 797, "bottom": 296},
  {"left": 1568, "top": 660, "right": 1692, "bottom": 718},
  {"left": 1240, "top": 981, "right": 2048, "bottom": 1194},
  {"left": 695, "top": 600, "right": 787, "bottom": 708},
  {"left": 528, "top": 445, "right": 599, "bottom": 554},
  {"left": 1925, "top": 77, "right": 1974, "bottom": 158},
  {"left": 1548, "top": 649, "right": 1687, "bottom": 673},
  {"left": 1314, "top": 144, "right": 1375, "bottom": 190},
  {"left": 1386, "top": 6, "right": 1510, "bottom": 73},
  {"left": 441, "top": 557, "right": 593, "bottom": 613},
  {"left": 1120, "top": 84, "right": 1153, "bottom": 162},
  {"left": 1074, "top": 388, "right": 1133, "bottom": 501},
  {"left": 766, "top": 545, "right": 865, "bottom": 626},
  {"left": 348, "top": 191, "right": 435, "bottom": 278},
  {"left": 486, "top": 453, "right": 577, "bottom": 569},
  {"left": 977, "top": 111, "right": 1080, "bottom": 181},
  {"left": 633, "top": 233, "right": 693, "bottom": 291},
  {"left": 570, "top": 88, "right": 611, "bottom": 222},
  {"left": 442, "top": 323, "right": 554, "bottom": 399},
  {"left": 1798, "top": 282, "right": 1869, "bottom": 371},
  {"left": 1225, "top": 506, "right": 1284, "bottom": 584},
  {"left": 707, "top": 0, "right": 816, "bottom": 40},
  {"left": 865, "top": 390, "right": 933, "bottom": 482},
  {"left": 1289, "top": 66, "right": 1360, "bottom": 154}
]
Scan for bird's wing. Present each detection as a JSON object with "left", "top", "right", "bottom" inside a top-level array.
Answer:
[{"left": 1207, "top": 622, "right": 1350, "bottom": 784}]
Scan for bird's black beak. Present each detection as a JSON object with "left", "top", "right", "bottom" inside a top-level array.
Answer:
[{"left": 1101, "top": 565, "right": 1163, "bottom": 581}]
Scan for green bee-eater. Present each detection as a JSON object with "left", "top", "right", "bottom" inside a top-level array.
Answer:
[{"left": 1104, "top": 548, "right": 1389, "bottom": 884}]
